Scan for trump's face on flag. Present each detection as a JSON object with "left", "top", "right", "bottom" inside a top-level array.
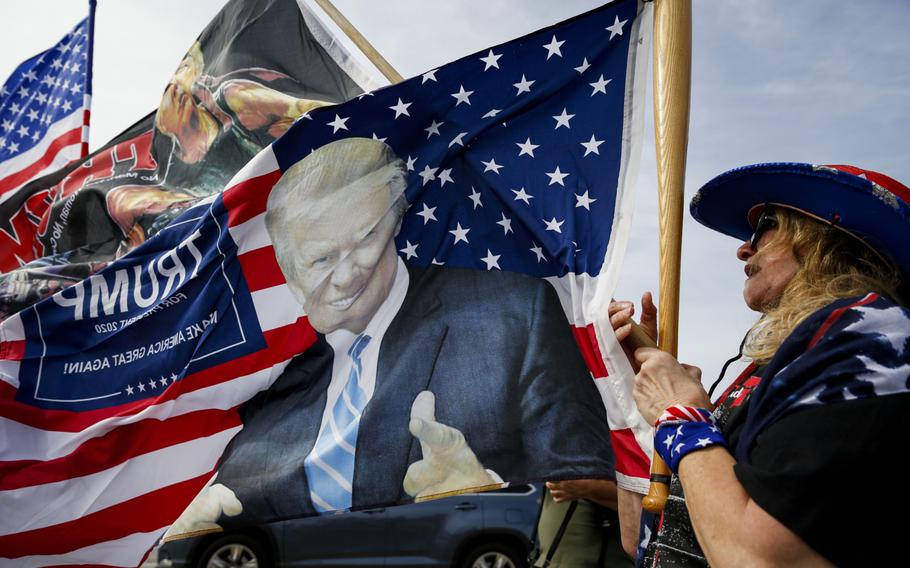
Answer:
[{"left": 266, "top": 137, "right": 409, "bottom": 334}]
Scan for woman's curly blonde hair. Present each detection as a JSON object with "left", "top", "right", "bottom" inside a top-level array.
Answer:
[{"left": 743, "top": 207, "right": 904, "bottom": 364}]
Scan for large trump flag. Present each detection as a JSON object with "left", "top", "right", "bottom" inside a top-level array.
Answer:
[{"left": 0, "top": 0, "right": 653, "bottom": 563}]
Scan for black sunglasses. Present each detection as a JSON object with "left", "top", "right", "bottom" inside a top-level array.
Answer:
[{"left": 750, "top": 205, "right": 778, "bottom": 249}]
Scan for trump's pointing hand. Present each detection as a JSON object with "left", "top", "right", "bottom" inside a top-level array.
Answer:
[
  {"left": 163, "top": 475, "right": 242, "bottom": 540},
  {"left": 403, "top": 391, "right": 498, "bottom": 499}
]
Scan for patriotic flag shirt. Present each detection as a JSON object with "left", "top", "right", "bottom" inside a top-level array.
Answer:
[{"left": 642, "top": 293, "right": 910, "bottom": 568}]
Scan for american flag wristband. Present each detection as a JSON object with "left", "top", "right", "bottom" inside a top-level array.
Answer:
[
  {"left": 654, "top": 405, "right": 714, "bottom": 428},
  {"left": 655, "top": 421, "right": 727, "bottom": 473}
]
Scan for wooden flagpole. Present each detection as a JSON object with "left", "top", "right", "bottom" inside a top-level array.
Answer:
[
  {"left": 642, "top": 0, "right": 692, "bottom": 513},
  {"left": 311, "top": 0, "right": 405, "bottom": 84}
]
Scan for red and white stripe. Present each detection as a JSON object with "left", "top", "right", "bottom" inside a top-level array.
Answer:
[
  {"left": 655, "top": 404, "right": 713, "bottom": 428},
  {"left": 0, "top": 95, "right": 91, "bottom": 205},
  {"left": 0, "top": 145, "right": 317, "bottom": 566},
  {"left": 547, "top": 272, "right": 652, "bottom": 494}
]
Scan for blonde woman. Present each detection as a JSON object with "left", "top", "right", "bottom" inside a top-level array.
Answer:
[{"left": 612, "top": 163, "right": 910, "bottom": 567}]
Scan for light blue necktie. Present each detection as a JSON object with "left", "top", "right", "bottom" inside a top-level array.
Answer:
[{"left": 304, "top": 333, "right": 371, "bottom": 512}]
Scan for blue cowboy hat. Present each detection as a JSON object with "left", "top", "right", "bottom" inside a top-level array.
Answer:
[{"left": 690, "top": 162, "right": 910, "bottom": 283}]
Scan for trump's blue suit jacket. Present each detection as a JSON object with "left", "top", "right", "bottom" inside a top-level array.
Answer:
[{"left": 216, "top": 263, "right": 614, "bottom": 524}]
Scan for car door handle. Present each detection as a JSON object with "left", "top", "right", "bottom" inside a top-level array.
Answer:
[{"left": 454, "top": 502, "right": 477, "bottom": 511}]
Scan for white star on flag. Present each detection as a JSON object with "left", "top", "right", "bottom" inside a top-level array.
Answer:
[
  {"left": 516, "top": 137, "right": 540, "bottom": 157},
  {"left": 589, "top": 75, "right": 612, "bottom": 95},
  {"left": 497, "top": 213, "right": 513, "bottom": 235},
  {"left": 581, "top": 134, "right": 605, "bottom": 156},
  {"left": 438, "top": 168, "right": 454, "bottom": 187},
  {"left": 405, "top": 156, "right": 417, "bottom": 171},
  {"left": 606, "top": 15, "right": 628, "bottom": 39},
  {"left": 425, "top": 120, "right": 444, "bottom": 138},
  {"left": 480, "top": 49, "right": 502, "bottom": 70},
  {"left": 418, "top": 165, "right": 438, "bottom": 185},
  {"left": 513, "top": 74, "right": 535, "bottom": 95},
  {"left": 512, "top": 187, "right": 534, "bottom": 204},
  {"left": 575, "top": 191, "right": 597, "bottom": 210},
  {"left": 400, "top": 241, "right": 419, "bottom": 260},
  {"left": 449, "top": 222, "right": 471, "bottom": 244},
  {"left": 451, "top": 85, "right": 474, "bottom": 106},
  {"left": 543, "top": 35, "right": 565, "bottom": 59},
  {"left": 664, "top": 434, "right": 674, "bottom": 449},
  {"left": 449, "top": 132, "right": 468, "bottom": 147},
  {"left": 468, "top": 187, "right": 483, "bottom": 208},
  {"left": 482, "top": 108, "right": 502, "bottom": 118},
  {"left": 327, "top": 114, "right": 349, "bottom": 133},
  {"left": 544, "top": 217, "right": 565, "bottom": 233},
  {"left": 481, "top": 250, "right": 502, "bottom": 270},
  {"left": 482, "top": 158, "right": 504, "bottom": 174},
  {"left": 552, "top": 108, "right": 575, "bottom": 129},
  {"left": 416, "top": 203, "right": 438, "bottom": 224},
  {"left": 125, "top": 385, "right": 134, "bottom": 396},
  {"left": 422, "top": 69, "right": 439, "bottom": 83},
  {"left": 695, "top": 438, "right": 713, "bottom": 448},
  {"left": 575, "top": 58, "right": 591, "bottom": 74},
  {"left": 389, "top": 98, "right": 412, "bottom": 118},
  {"left": 546, "top": 166, "right": 569, "bottom": 186},
  {"left": 530, "top": 243, "right": 546, "bottom": 263}
]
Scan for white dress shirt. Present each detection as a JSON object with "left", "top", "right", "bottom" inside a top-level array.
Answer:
[{"left": 317, "top": 257, "right": 409, "bottom": 438}]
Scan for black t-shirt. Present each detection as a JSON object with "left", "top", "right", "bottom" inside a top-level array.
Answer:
[{"left": 734, "top": 392, "right": 910, "bottom": 567}]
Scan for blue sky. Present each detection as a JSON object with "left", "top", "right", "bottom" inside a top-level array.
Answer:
[{"left": 2, "top": 0, "right": 908, "bottom": 383}]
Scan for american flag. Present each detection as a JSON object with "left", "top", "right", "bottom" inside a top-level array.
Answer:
[
  {"left": 268, "top": 0, "right": 653, "bottom": 490},
  {"left": 0, "top": 4, "right": 94, "bottom": 207},
  {"left": 0, "top": 0, "right": 651, "bottom": 564}
]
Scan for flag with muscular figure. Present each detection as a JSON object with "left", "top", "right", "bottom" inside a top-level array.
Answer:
[
  {"left": 0, "top": 0, "right": 380, "bottom": 317},
  {"left": 0, "top": 0, "right": 653, "bottom": 561}
]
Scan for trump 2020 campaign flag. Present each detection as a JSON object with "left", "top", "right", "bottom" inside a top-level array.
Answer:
[
  {"left": 0, "top": 0, "right": 653, "bottom": 560},
  {"left": 0, "top": 2, "right": 94, "bottom": 207},
  {"left": 177, "top": 0, "right": 652, "bottom": 533}
]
